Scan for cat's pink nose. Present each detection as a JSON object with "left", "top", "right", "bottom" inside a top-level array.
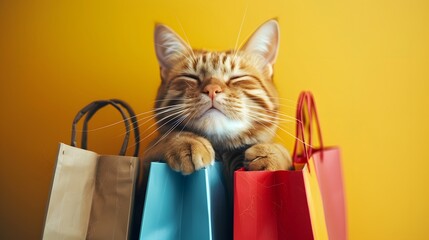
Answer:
[{"left": 203, "top": 84, "right": 222, "bottom": 99}]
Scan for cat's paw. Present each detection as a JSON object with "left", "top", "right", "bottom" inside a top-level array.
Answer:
[
  {"left": 165, "top": 133, "right": 215, "bottom": 175},
  {"left": 244, "top": 143, "right": 292, "bottom": 171}
]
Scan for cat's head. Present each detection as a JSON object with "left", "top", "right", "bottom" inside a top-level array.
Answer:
[{"left": 153, "top": 19, "right": 280, "bottom": 151}]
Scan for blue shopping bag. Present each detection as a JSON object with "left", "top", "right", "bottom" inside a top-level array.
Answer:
[{"left": 139, "top": 162, "right": 230, "bottom": 240}]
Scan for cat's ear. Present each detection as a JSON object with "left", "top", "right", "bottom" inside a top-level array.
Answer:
[
  {"left": 240, "top": 19, "right": 279, "bottom": 64},
  {"left": 154, "top": 24, "right": 191, "bottom": 69}
]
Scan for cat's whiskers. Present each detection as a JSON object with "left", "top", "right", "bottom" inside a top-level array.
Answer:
[
  {"left": 75, "top": 104, "right": 181, "bottom": 133},
  {"left": 266, "top": 96, "right": 298, "bottom": 102},
  {"left": 232, "top": 3, "right": 248, "bottom": 62},
  {"left": 245, "top": 113, "right": 310, "bottom": 148},
  {"left": 177, "top": 103, "right": 201, "bottom": 133},
  {"left": 274, "top": 111, "right": 303, "bottom": 124},
  {"left": 248, "top": 111, "right": 296, "bottom": 124},
  {"left": 146, "top": 110, "right": 186, "bottom": 136},
  {"left": 148, "top": 100, "right": 201, "bottom": 146},
  {"left": 115, "top": 104, "right": 188, "bottom": 140},
  {"left": 246, "top": 104, "right": 303, "bottom": 124},
  {"left": 243, "top": 112, "right": 288, "bottom": 145},
  {"left": 152, "top": 107, "right": 188, "bottom": 127},
  {"left": 139, "top": 105, "right": 187, "bottom": 129},
  {"left": 175, "top": 16, "right": 197, "bottom": 62},
  {"left": 144, "top": 111, "right": 190, "bottom": 154},
  {"left": 246, "top": 96, "right": 296, "bottom": 106},
  {"left": 131, "top": 108, "right": 189, "bottom": 152},
  {"left": 246, "top": 96, "right": 297, "bottom": 111},
  {"left": 88, "top": 103, "right": 188, "bottom": 153},
  {"left": 154, "top": 98, "right": 187, "bottom": 103},
  {"left": 154, "top": 104, "right": 188, "bottom": 114},
  {"left": 246, "top": 108, "right": 313, "bottom": 148}
]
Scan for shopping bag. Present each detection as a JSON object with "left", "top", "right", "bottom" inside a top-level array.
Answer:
[
  {"left": 42, "top": 99, "right": 140, "bottom": 240},
  {"left": 139, "top": 162, "right": 229, "bottom": 240},
  {"left": 234, "top": 91, "right": 338, "bottom": 240},
  {"left": 293, "top": 92, "right": 347, "bottom": 240},
  {"left": 234, "top": 168, "right": 314, "bottom": 240}
]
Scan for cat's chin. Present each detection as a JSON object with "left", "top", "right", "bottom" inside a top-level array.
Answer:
[
  {"left": 199, "top": 108, "right": 228, "bottom": 125},
  {"left": 204, "top": 108, "right": 224, "bottom": 117},
  {"left": 193, "top": 109, "right": 250, "bottom": 138}
]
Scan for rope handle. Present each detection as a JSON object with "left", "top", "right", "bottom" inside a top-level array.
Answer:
[
  {"left": 292, "top": 92, "right": 324, "bottom": 169},
  {"left": 71, "top": 99, "right": 140, "bottom": 157}
]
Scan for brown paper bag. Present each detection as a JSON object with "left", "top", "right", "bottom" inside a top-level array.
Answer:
[{"left": 42, "top": 99, "right": 140, "bottom": 240}]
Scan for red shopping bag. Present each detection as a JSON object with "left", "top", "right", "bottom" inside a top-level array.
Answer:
[
  {"left": 293, "top": 92, "right": 347, "bottom": 240},
  {"left": 234, "top": 168, "right": 314, "bottom": 239},
  {"left": 234, "top": 91, "right": 347, "bottom": 240}
]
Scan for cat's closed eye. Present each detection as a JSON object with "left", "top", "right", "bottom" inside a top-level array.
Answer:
[
  {"left": 176, "top": 74, "right": 201, "bottom": 82},
  {"left": 229, "top": 75, "right": 248, "bottom": 81},
  {"left": 228, "top": 75, "right": 259, "bottom": 87}
]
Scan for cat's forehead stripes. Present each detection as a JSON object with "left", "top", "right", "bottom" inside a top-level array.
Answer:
[{"left": 181, "top": 51, "right": 242, "bottom": 79}]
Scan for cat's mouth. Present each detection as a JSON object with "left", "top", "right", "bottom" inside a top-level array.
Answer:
[
  {"left": 198, "top": 100, "right": 229, "bottom": 120},
  {"left": 203, "top": 106, "right": 225, "bottom": 117},
  {"left": 206, "top": 106, "right": 222, "bottom": 113}
]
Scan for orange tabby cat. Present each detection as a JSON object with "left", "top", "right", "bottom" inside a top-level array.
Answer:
[{"left": 144, "top": 19, "right": 292, "bottom": 176}]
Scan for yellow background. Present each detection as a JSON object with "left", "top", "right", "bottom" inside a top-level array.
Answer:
[{"left": 1, "top": 0, "right": 428, "bottom": 239}]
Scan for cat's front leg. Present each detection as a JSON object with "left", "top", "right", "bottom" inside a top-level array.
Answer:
[
  {"left": 144, "top": 131, "right": 215, "bottom": 175},
  {"left": 244, "top": 143, "right": 292, "bottom": 171}
]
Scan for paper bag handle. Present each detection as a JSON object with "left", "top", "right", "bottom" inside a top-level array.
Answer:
[
  {"left": 82, "top": 99, "right": 140, "bottom": 157},
  {"left": 292, "top": 92, "right": 324, "bottom": 167},
  {"left": 71, "top": 99, "right": 140, "bottom": 157}
]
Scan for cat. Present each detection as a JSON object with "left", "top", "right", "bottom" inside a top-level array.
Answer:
[{"left": 143, "top": 19, "right": 292, "bottom": 177}]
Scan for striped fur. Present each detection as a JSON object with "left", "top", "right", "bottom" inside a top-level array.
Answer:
[{"left": 145, "top": 19, "right": 291, "bottom": 176}]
